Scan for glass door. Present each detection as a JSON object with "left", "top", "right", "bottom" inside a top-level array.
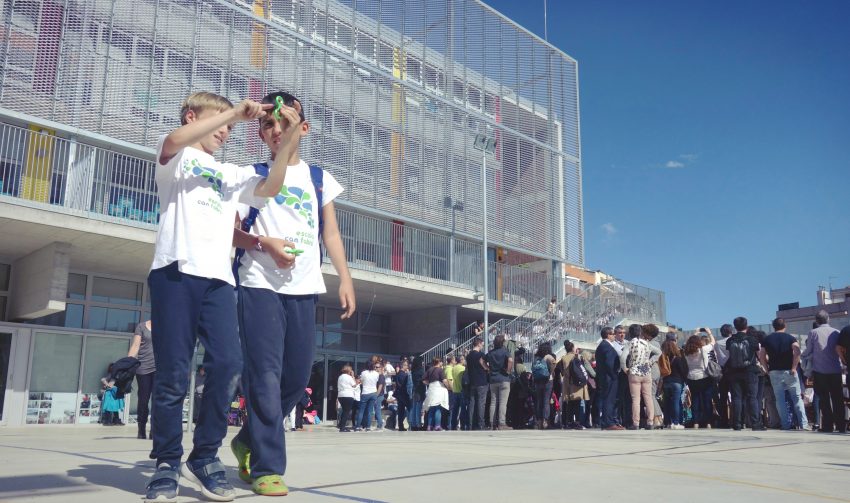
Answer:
[
  {"left": 307, "top": 355, "right": 325, "bottom": 424},
  {"left": 326, "top": 355, "right": 356, "bottom": 423}
]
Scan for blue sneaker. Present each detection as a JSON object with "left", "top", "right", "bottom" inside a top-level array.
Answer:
[
  {"left": 144, "top": 463, "right": 179, "bottom": 503},
  {"left": 180, "top": 457, "right": 236, "bottom": 502}
]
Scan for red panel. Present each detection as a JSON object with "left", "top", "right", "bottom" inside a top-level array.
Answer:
[{"left": 391, "top": 220, "right": 404, "bottom": 272}]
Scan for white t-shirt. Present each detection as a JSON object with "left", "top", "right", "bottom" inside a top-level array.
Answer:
[
  {"left": 337, "top": 374, "right": 357, "bottom": 398},
  {"left": 359, "top": 369, "right": 380, "bottom": 394},
  {"left": 151, "top": 137, "right": 266, "bottom": 285},
  {"left": 237, "top": 160, "right": 343, "bottom": 294}
]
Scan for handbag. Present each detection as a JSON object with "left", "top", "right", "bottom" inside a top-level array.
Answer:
[{"left": 702, "top": 348, "right": 723, "bottom": 381}]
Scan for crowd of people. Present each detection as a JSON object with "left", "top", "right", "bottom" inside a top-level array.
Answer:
[{"left": 339, "top": 312, "right": 850, "bottom": 434}]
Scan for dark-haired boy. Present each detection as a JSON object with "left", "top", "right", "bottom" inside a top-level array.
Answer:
[{"left": 230, "top": 91, "right": 355, "bottom": 496}]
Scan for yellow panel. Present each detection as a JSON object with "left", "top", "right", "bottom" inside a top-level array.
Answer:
[
  {"left": 250, "top": 0, "right": 267, "bottom": 68},
  {"left": 22, "top": 125, "right": 56, "bottom": 203}
]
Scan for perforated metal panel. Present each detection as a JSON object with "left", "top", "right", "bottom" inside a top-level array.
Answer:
[{"left": 0, "top": 0, "right": 583, "bottom": 264}]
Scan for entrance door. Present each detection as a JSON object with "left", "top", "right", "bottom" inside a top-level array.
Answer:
[
  {"left": 307, "top": 355, "right": 325, "bottom": 425},
  {"left": 326, "top": 355, "right": 356, "bottom": 424},
  {"left": 0, "top": 332, "right": 12, "bottom": 423}
]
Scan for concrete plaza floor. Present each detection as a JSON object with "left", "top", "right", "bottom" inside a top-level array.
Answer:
[{"left": 0, "top": 425, "right": 847, "bottom": 503}]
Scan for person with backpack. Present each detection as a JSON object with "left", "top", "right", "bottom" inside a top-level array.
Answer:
[
  {"left": 621, "top": 324, "right": 662, "bottom": 430},
  {"left": 726, "top": 317, "right": 766, "bottom": 431},
  {"left": 560, "top": 340, "right": 589, "bottom": 429},
  {"left": 531, "top": 342, "right": 557, "bottom": 430},
  {"left": 230, "top": 91, "right": 356, "bottom": 496}
]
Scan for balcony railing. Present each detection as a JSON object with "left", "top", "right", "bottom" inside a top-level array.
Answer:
[{"left": 0, "top": 122, "right": 159, "bottom": 228}]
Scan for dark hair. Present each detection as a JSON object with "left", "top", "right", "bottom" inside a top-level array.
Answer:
[
  {"left": 733, "top": 316, "right": 748, "bottom": 331},
  {"left": 535, "top": 342, "right": 553, "bottom": 359},
  {"left": 614, "top": 325, "right": 624, "bottom": 332},
  {"left": 432, "top": 357, "right": 442, "bottom": 367},
  {"left": 411, "top": 356, "right": 423, "bottom": 371},
  {"left": 815, "top": 310, "right": 829, "bottom": 326},
  {"left": 515, "top": 355, "right": 524, "bottom": 364},
  {"left": 754, "top": 330, "right": 767, "bottom": 344},
  {"left": 260, "top": 91, "right": 306, "bottom": 122},
  {"left": 641, "top": 323, "right": 659, "bottom": 340},
  {"left": 472, "top": 337, "right": 483, "bottom": 347},
  {"left": 564, "top": 340, "right": 575, "bottom": 353},
  {"left": 662, "top": 339, "right": 681, "bottom": 358},
  {"left": 550, "top": 297, "right": 557, "bottom": 303},
  {"left": 720, "top": 324, "right": 733, "bottom": 337},
  {"left": 601, "top": 326, "right": 614, "bottom": 339},
  {"left": 772, "top": 318, "right": 786, "bottom": 331},
  {"left": 493, "top": 334, "right": 505, "bottom": 349},
  {"left": 684, "top": 335, "right": 703, "bottom": 356},
  {"left": 627, "top": 324, "right": 642, "bottom": 340}
]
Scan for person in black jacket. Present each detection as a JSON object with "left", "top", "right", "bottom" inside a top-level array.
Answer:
[
  {"left": 595, "top": 327, "right": 623, "bottom": 430},
  {"left": 661, "top": 340, "right": 688, "bottom": 429}
]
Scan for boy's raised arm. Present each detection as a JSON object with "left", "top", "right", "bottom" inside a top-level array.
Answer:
[{"left": 159, "top": 100, "right": 272, "bottom": 165}]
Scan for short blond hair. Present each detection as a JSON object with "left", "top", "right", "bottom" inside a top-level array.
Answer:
[{"left": 179, "top": 91, "right": 233, "bottom": 125}]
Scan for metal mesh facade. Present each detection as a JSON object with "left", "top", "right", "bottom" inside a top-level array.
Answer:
[{"left": 0, "top": 0, "right": 583, "bottom": 264}]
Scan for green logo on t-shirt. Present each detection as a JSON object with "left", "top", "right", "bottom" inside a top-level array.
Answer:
[
  {"left": 273, "top": 185, "right": 314, "bottom": 229},
  {"left": 183, "top": 159, "right": 224, "bottom": 199}
]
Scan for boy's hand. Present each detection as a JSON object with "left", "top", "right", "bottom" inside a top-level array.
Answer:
[
  {"left": 234, "top": 100, "right": 273, "bottom": 122},
  {"left": 338, "top": 280, "right": 356, "bottom": 320},
  {"left": 276, "top": 105, "right": 303, "bottom": 155},
  {"left": 258, "top": 236, "right": 297, "bottom": 269}
]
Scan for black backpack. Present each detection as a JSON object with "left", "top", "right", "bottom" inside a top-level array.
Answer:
[
  {"left": 727, "top": 337, "right": 753, "bottom": 369},
  {"left": 569, "top": 357, "right": 588, "bottom": 387}
]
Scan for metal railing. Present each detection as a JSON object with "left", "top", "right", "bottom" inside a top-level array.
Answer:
[{"left": 0, "top": 122, "right": 159, "bottom": 228}]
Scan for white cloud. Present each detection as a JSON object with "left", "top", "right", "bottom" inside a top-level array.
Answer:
[
  {"left": 602, "top": 222, "right": 617, "bottom": 236},
  {"left": 665, "top": 160, "right": 685, "bottom": 168},
  {"left": 679, "top": 153, "right": 698, "bottom": 162}
]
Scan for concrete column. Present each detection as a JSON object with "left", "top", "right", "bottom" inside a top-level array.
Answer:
[
  {"left": 388, "top": 306, "right": 457, "bottom": 356},
  {"left": 8, "top": 242, "right": 71, "bottom": 320}
]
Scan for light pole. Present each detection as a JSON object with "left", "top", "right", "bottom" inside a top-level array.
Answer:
[
  {"left": 444, "top": 197, "right": 464, "bottom": 283},
  {"left": 473, "top": 133, "right": 497, "bottom": 349}
]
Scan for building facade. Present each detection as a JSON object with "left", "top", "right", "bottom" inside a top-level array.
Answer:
[{"left": 0, "top": 0, "right": 662, "bottom": 426}]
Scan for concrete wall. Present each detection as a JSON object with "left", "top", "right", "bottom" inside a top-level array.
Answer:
[
  {"left": 388, "top": 306, "right": 457, "bottom": 356},
  {"left": 8, "top": 242, "right": 71, "bottom": 320}
]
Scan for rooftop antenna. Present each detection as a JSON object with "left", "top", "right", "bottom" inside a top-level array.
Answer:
[{"left": 543, "top": 0, "right": 548, "bottom": 42}]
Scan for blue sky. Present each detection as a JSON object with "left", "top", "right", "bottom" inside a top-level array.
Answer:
[{"left": 483, "top": 0, "right": 850, "bottom": 329}]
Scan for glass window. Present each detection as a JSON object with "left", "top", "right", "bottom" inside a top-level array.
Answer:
[
  {"left": 88, "top": 307, "right": 140, "bottom": 332},
  {"left": 360, "top": 313, "right": 387, "bottom": 334},
  {"left": 91, "top": 277, "right": 142, "bottom": 305},
  {"left": 30, "top": 332, "right": 83, "bottom": 393},
  {"left": 315, "top": 329, "right": 323, "bottom": 348},
  {"left": 0, "top": 296, "right": 6, "bottom": 321},
  {"left": 65, "top": 303, "right": 84, "bottom": 328},
  {"left": 325, "top": 309, "right": 358, "bottom": 330},
  {"left": 360, "top": 334, "right": 388, "bottom": 353},
  {"left": 23, "top": 303, "right": 84, "bottom": 328},
  {"left": 79, "top": 336, "right": 129, "bottom": 424},
  {"left": 0, "top": 263, "right": 10, "bottom": 290},
  {"left": 67, "top": 273, "right": 87, "bottom": 300},
  {"left": 324, "top": 331, "right": 356, "bottom": 351}
]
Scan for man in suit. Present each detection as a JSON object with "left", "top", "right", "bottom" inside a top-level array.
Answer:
[{"left": 595, "top": 326, "right": 624, "bottom": 430}]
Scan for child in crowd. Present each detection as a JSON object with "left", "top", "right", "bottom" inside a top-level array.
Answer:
[
  {"left": 144, "top": 91, "right": 301, "bottom": 503},
  {"left": 230, "top": 91, "right": 355, "bottom": 496}
]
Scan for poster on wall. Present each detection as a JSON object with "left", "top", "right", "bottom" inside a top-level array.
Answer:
[
  {"left": 77, "top": 393, "right": 102, "bottom": 424},
  {"left": 26, "top": 392, "right": 77, "bottom": 424}
]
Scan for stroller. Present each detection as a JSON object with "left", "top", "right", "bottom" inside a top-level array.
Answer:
[{"left": 228, "top": 395, "right": 247, "bottom": 426}]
